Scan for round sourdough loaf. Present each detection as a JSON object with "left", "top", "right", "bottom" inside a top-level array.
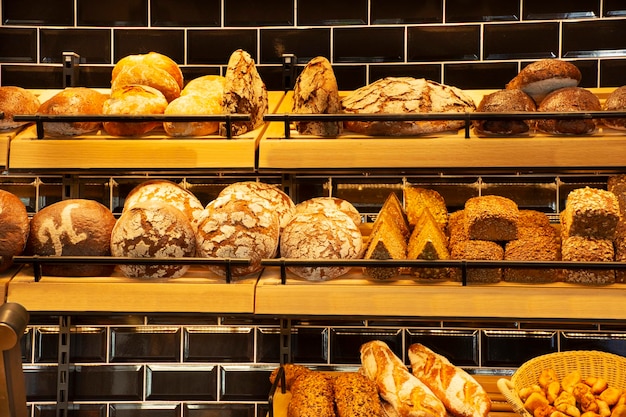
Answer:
[
  {"left": 474, "top": 89, "right": 537, "bottom": 135},
  {"left": 163, "top": 94, "right": 222, "bottom": 136},
  {"left": 295, "top": 197, "right": 362, "bottom": 227},
  {"left": 123, "top": 179, "right": 205, "bottom": 230},
  {"left": 181, "top": 75, "right": 225, "bottom": 98},
  {"left": 280, "top": 208, "right": 363, "bottom": 281},
  {"left": 27, "top": 199, "right": 116, "bottom": 277},
  {"left": 536, "top": 87, "right": 601, "bottom": 135},
  {"left": 506, "top": 59, "right": 582, "bottom": 103},
  {"left": 37, "top": 87, "right": 107, "bottom": 136},
  {"left": 0, "top": 190, "right": 30, "bottom": 272},
  {"left": 102, "top": 85, "right": 168, "bottom": 136},
  {"left": 196, "top": 193, "right": 280, "bottom": 278},
  {"left": 112, "top": 52, "right": 184, "bottom": 91},
  {"left": 112, "top": 64, "right": 181, "bottom": 103},
  {"left": 602, "top": 85, "right": 626, "bottom": 130},
  {"left": 111, "top": 201, "right": 196, "bottom": 279},
  {"left": 0, "top": 86, "right": 40, "bottom": 130}
]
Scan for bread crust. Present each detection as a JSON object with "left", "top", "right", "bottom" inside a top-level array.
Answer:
[
  {"left": 474, "top": 89, "right": 536, "bottom": 136},
  {"left": 0, "top": 190, "right": 29, "bottom": 272},
  {"left": 295, "top": 197, "right": 361, "bottom": 227},
  {"left": 102, "top": 85, "right": 168, "bottom": 136},
  {"left": 602, "top": 85, "right": 626, "bottom": 130},
  {"left": 506, "top": 59, "right": 582, "bottom": 103},
  {"left": 464, "top": 195, "right": 519, "bottom": 241},
  {"left": 0, "top": 86, "right": 40, "bottom": 130},
  {"left": 112, "top": 52, "right": 183, "bottom": 90},
  {"left": 536, "top": 87, "right": 601, "bottom": 135},
  {"left": 112, "top": 64, "right": 181, "bottom": 103},
  {"left": 37, "top": 87, "right": 107, "bottom": 136}
]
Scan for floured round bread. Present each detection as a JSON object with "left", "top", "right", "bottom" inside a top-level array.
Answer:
[
  {"left": 181, "top": 74, "right": 225, "bottom": 98},
  {"left": 506, "top": 59, "right": 582, "bottom": 103},
  {"left": 196, "top": 193, "right": 280, "bottom": 278},
  {"left": 37, "top": 87, "right": 107, "bottom": 136},
  {"left": 341, "top": 77, "right": 476, "bottom": 136},
  {"left": 111, "top": 201, "right": 196, "bottom": 279},
  {"left": 102, "top": 84, "right": 168, "bottom": 136},
  {"left": 292, "top": 56, "right": 342, "bottom": 136},
  {"left": 602, "top": 85, "right": 626, "bottom": 130},
  {"left": 112, "top": 64, "right": 181, "bottom": 103},
  {"left": 295, "top": 197, "right": 361, "bottom": 227},
  {"left": 27, "top": 199, "right": 116, "bottom": 277},
  {"left": 473, "top": 89, "right": 537, "bottom": 135},
  {"left": 0, "top": 86, "right": 40, "bottom": 130},
  {"left": 280, "top": 208, "right": 363, "bottom": 281},
  {"left": 123, "top": 179, "right": 205, "bottom": 230},
  {"left": 536, "top": 87, "right": 601, "bottom": 135},
  {"left": 112, "top": 52, "right": 184, "bottom": 91},
  {"left": 163, "top": 93, "right": 222, "bottom": 136},
  {"left": 0, "top": 190, "right": 30, "bottom": 272}
]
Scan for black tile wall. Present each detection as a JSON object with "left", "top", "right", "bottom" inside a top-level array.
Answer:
[
  {"left": 560, "top": 332, "right": 626, "bottom": 356},
  {"left": 70, "top": 365, "right": 144, "bottom": 401},
  {"left": 113, "top": 29, "right": 185, "bottom": 64},
  {"left": 604, "top": 0, "right": 626, "bottom": 16},
  {"left": 185, "top": 327, "right": 254, "bottom": 362},
  {"left": 146, "top": 365, "right": 218, "bottom": 400},
  {"left": 562, "top": 19, "right": 626, "bottom": 58},
  {"left": 35, "top": 328, "right": 107, "bottom": 363},
  {"left": 369, "top": 64, "right": 442, "bottom": 83},
  {"left": 2, "top": 0, "right": 74, "bottom": 25},
  {"left": 40, "top": 29, "right": 111, "bottom": 64},
  {"left": 0, "top": 28, "right": 37, "bottom": 63},
  {"left": 406, "top": 329, "right": 479, "bottom": 367},
  {"left": 443, "top": 62, "right": 519, "bottom": 90},
  {"left": 188, "top": 29, "right": 257, "bottom": 65},
  {"left": 297, "top": 0, "right": 368, "bottom": 25},
  {"left": 408, "top": 25, "right": 480, "bottom": 62},
  {"left": 110, "top": 327, "right": 181, "bottom": 362},
  {"left": 110, "top": 404, "right": 180, "bottom": 417},
  {"left": 185, "top": 404, "right": 256, "bottom": 417},
  {"left": 483, "top": 22, "right": 560, "bottom": 60},
  {"left": 151, "top": 0, "right": 220, "bottom": 27},
  {"left": 445, "top": 0, "right": 520, "bottom": 22},
  {"left": 77, "top": 0, "right": 148, "bottom": 27},
  {"left": 220, "top": 366, "right": 273, "bottom": 401},
  {"left": 600, "top": 59, "right": 626, "bottom": 86},
  {"left": 481, "top": 330, "right": 558, "bottom": 367},
  {"left": 260, "top": 29, "right": 331, "bottom": 65},
  {"left": 330, "top": 328, "right": 403, "bottom": 363},
  {"left": 223, "top": 0, "right": 294, "bottom": 27},
  {"left": 334, "top": 27, "right": 404, "bottom": 63},
  {"left": 371, "top": 0, "right": 443, "bottom": 24},
  {"left": 523, "top": 0, "right": 600, "bottom": 19}
]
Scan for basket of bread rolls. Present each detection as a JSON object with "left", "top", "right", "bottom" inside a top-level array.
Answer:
[{"left": 497, "top": 350, "right": 626, "bottom": 417}]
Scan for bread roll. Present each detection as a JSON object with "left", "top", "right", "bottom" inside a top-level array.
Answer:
[
  {"left": 295, "top": 197, "right": 361, "bottom": 227},
  {"left": 408, "top": 343, "right": 491, "bottom": 417},
  {"left": 112, "top": 52, "right": 184, "bottom": 90},
  {"left": 27, "top": 199, "right": 116, "bottom": 277},
  {"left": 536, "top": 87, "right": 601, "bottom": 135},
  {"left": 220, "top": 49, "right": 268, "bottom": 136},
  {"left": 0, "top": 86, "right": 40, "bottom": 130},
  {"left": 112, "top": 64, "right": 181, "bottom": 103},
  {"left": 602, "top": 85, "right": 626, "bottom": 130},
  {"left": 505, "top": 59, "right": 582, "bottom": 103},
  {"left": 37, "top": 87, "right": 107, "bottom": 136},
  {"left": 464, "top": 195, "right": 519, "bottom": 241},
  {"left": 163, "top": 94, "right": 222, "bottom": 136},
  {"left": 473, "top": 89, "right": 536, "bottom": 136},
  {"left": 181, "top": 75, "right": 225, "bottom": 98},
  {"left": 102, "top": 85, "right": 168, "bottom": 136},
  {"left": 111, "top": 201, "right": 196, "bottom": 279},
  {"left": 292, "top": 56, "right": 342, "bottom": 136},
  {"left": 0, "top": 190, "right": 29, "bottom": 272},
  {"left": 560, "top": 187, "right": 620, "bottom": 240},
  {"left": 341, "top": 77, "right": 476, "bottom": 136}
]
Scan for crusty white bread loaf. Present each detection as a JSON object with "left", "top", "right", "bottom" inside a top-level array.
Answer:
[
  {"left": 112, "top": 52, "right": 184, "bottom": 91},
  {"left": 219, "top": 49, "right": 268, "bottom": 136},
  {"left": 561, "top": 236, "right": 615, "bottom": 285},
  {"left": 341, "top": 77, "right": 475, "bottom": 136},
  {"left": 37, "top": 87, "right": 107, "bottom": 136},
  {"left": 333, "top": 372, "right": 385, "bottom": 417},
  {"left": 295, "top": 196, "right": 362, "bottom": 227},
  {"left": 464, "top": 195, "right": 519, "bottom": 241},
  {"left": 163, "top": 94, "right": 222, "bottom": 136},
  {"left": 505, "top": 59, "right": 582, "bottom": 103},
  {"left": 181, "top": 75, "right": 225, "bottom": 97},
  {"left": 111, "top": 64, "right": 181, "bottom": 103},
  {"left": 602, "top": 85, "right": 626, "bottom": 130},
  {"left": 27, "top": 199, "right": 116, "bottom": 277},
  {"left": 360, "top": 340, "right": 447, "bottom": 417},
  {"left": 102, "top": 84, "right": 168, "bottom": 136},
  {"left": 123, "top": 179, "right": 205, "bottom": 230},
  {"left": 536, "top": 87, "right": 601, "bottom": 135},
  {"left": 408, "top": 343, "right": 491, "bottom": 417},
  {"left": 287, "top": 372, "right": 336, "bottom": 417},
  {"left": 0, "top": 86, "right": 40, "bottom": 130},
  {"left": 0, "top": 190, "right": 30, "bottom": 272},
  {"left": 292, "top": 56, "right": 342, "bottom": 136},
  {"left": 560, "top": 187, "right": 620, "bottom": 240},
  {"left": 111, "top": 200, "right": 196, "bottom": 279},
  {"left": 473, "top": 89, "right": 536, "bottom": 136},
  {"left": 404, "top": 186, "right": 448, "bottom": 231}
]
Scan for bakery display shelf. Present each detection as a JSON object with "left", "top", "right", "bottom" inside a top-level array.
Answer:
[{"left": 0, "top": 265, "right": 23, "bottom": 304}]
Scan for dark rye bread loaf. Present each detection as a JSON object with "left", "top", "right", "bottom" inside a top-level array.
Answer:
[
  {"left": 0, "top": 86, "right": 40, "bottom": 130},
  {"left": 0, "top": 190, "right": 30, "bottom": 272},
  {"left": 111, "top": 201, "right": 196, "bottom": 279},
  {"left": 37, "top": 87, "right": 108, "bottom": 136},
  {"left": 602, "top": 85, "right": 626, "bottom": 130},
  {"left": 536, "top": 87, "right": 601, "bottom": 135},
  {"left": 506, "top": 59, "right": 582, "bottom": 103},
  {"left": 473, "top": 89, "right": 537, "bottom": 135},
  {"left": 27, "top": 199, "right": 116, "bottom": 277}
]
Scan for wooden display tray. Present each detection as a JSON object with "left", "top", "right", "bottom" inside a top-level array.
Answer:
[
  {"left": 6, "top": 266, "right": 258, "bottom": 313},
  {"left": 0, "top": 266, "right": 21, "bottom": 304},
  {"left": 258, "top": 88, "right": 626, "bottom": 171},
  {"left": 255, "top": 267, "right": 626, "bottom": 320},
  {"left": 9, "top": 90, "right": 284, "bottom": 171}
]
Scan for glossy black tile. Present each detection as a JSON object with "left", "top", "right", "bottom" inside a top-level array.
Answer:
[
  {"left": 220, "top": 366, "right": 273, "bottom": 401},
  {"left": 481, "top": 330, "right": 557, "bottom": 367},
  {"left": 1, "top": 65, "right": 64, "bottom": 89},
  {"left": 146, "top": 365, "right": 218, "bottom": 400},
  {"left": 334, "top": 27, "right": 404, "bottom": 63},
  {"left": 2, "top": 0, "right": 73, "bottom": 25},
  {"left": 0, "top": 28, "right": 37, "bottom": 63},
  {"left": 77, "top": 0, "right": 148, "bottom": 26},
  {"left": 484, "top": 22, "right": 559, "bottom": 60},
  {"left": 110, "top": 327, "right": 181, "bottom": 362},
  {"left": 35, "top": 328, "right": 107, "bottom": 363},
  {"left": 406, "top": 330, "right": 479, "bottom": 367},
  {"left": 185, "top": 327, "right": 254, "bottom": 362},
  {"left": 297, "top": 0, "right": 367, "bottom": 25},
  {"left": 110, "top": 404, "right": 181, "bottom": 417},
  {"left": 368, "top": 64, "right": 441, "bottom": 84},
  {"left": 260, "top": 29, "right": 331, "bottom": 65},
  {"left": 20, "top": 328, "right": 33, "bottom": 363},
  {"left": 151, "top": 0, "right": 220, "bottom": 27},
  {"left": 600, "top": 59, "right": 626, "bottom": 87},
  {"left": 446, "top": 0, "right": 520, "bottom": 22},
  {"left": 604, "top": 0, "right": 626, "bottom": 17},
  {"left": 408, "top": 25, "right": 480, "bottom": 62},
  {"left": 256, "top": 327, "right": 328, "bottom": 363},
  {"left": 443, "top": 62, "right": 519, "bottom": 90},
  {"left": 224, "top": 0, "right": 294, "bottom": 27},
  {"left": 70, "top": 315, "right": 147, "bottom": 326},
  {"left": 523, "top": 0, "right": 600, "bottom": 19},
  {"left": 331, "top": 328, "right": 403, "bottom": 364},
  {"left": 258, "top": 65, "right": 287, "bottom": 91},
  {"left": 24, "top": 365, "right": 58, "bottom": 402},
  {"left": 188, "top": 29, "right": 257, "bottom": 65},
  {"left": 113, "top": 29, "right": 185, "bottom": 64},
  {"left": 371, "top": 0, "right": 443, "bottom": 24},
  {"left": 70, "top": 365, "right": 143, "bottom": 401},
  {"left": 185, "top": 403, "right": 256, "bottom": 417},
  {"left": 36, "top": 403, "right": 107, "bottom": 417},
  {"left": 40, "top": 29, "right": 111, "bottom": 64},
  {"left": 560, "top": 332, "right": 626, "bottom": 356},
  {"left": 562, "top": 19, "right": 626, "bottom": 58},
  {"left": 573, "top": 59, "right": 599, "bottom": 88}
]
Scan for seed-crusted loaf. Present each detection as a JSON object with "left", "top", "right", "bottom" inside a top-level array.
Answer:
[
  {"left": 450, "top": 240, "right": 504, "bottom": 283},
  {"left": 504, "top": 236, "right": 561, "bottom": 283},
  {"left": 561, "top": 236, "right": 615, "bottom": 285},
  {"left": 608, "top": 174, "right": 626, "bottom": 219},
  {"left": 404, "top": 186, "right": 448, "bottom": 231},
  {"left": 363, "top": 214, "right": 407, "bottom": 280},
  {"left": 464, "top": 195, "right": 519, "bottom": 241},
  {"left": 287, "top": 371, "right": 336, "bottom": 417},
  {"left": 473, "top": 89, "right": 537, "bottom": 136},
  {"left": 447, "top": 209, "right": 469, "bottom": 248},
  {"left": 0, "top": 86, "right": 40, "bottom": 130},
  {"left": 536, "top": 87, "right": 601, "bottom": 135},
  {"left": 333, "top": 372, "right": 385, "bottom": 417},
  {"left": 505, "top": 59, "right": 582, "bottom": 103},
  {"left": 614, "top": 221, "right": 626, "bottom": 283},
  {"left": 407, "top": 208, "right": 450, "bottom": 280},
  {"left": 560, "top": 187, "right": 620, "bottom": 240}
]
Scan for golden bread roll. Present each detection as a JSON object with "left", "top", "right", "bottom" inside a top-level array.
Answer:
[
  {"left": 111, "top": 64, "right": 181, "bottom": 102},
  {"left": 37, "top": 87, "right": 107, "bottom": 136},
  {"left": 112, "top": 52, "right": 183, "bottom": 90},
  {"left": 102, "top": 84, "right": 168, "bottom": 136},
  {"left": 536, "top": 87, "right": 601, "bottom": 135},
  {"left": 0, "top": 189, "right": 30, "bottom": 272},
  {"left": 181, "top": 74, "right": 225, "bottom": 98},
  {"left": 505, "top": 59, "right": 582, "bottom": 103},
  {"left": 0, "top": 86, "right": 40, "bottom": 130},
  {"left": 163, "top": 94, "right": 222, "bottom": 136}
]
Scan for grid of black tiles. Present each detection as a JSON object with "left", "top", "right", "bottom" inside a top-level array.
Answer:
[{"left": 1, "top": 0, "right": 626, "bottom": 89}]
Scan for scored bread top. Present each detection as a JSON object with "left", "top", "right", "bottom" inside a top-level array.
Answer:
[{"left": 0, "top": 86, "right": 41, "bottom": 130}]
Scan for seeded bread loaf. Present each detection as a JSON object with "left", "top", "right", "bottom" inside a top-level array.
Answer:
[
  {"left": 0, "top": 86, "right": 40, "bottom": 130},
  {"left": 333, "top": 372, "right": 385, "bottom": 417},
  {"left": 561, "top": 236, "right": 615, "bottom": 285},
  {"left": 102, "top": 84, "right": 168, "bottom": 136},
  {"left": 464, "top": 195, "right": 519, "bottom": 241},
  {"left": 473, "top": 89, "right": 536, "bottom": 136},
  {"left": 450, "top": 240, "right": 504, "bottom": 283},
  {"left": 602, "top": 85, "right": 626, "bottom": 130},
  {"left": 505, "top": 59, "right": 582, "bottom": 103},
  {"left": 408, "top": 208, "right": 450, "bottom": 280},
  {"left": 608, "top": 174, "right": 626, "bottom": 219},
  {"left": 287, "top": 372, "right": 336, "bottom": 417},
  {"left": 0, "top": 190, "right": 30, "bottom": 272},
  {"left": 404, "top": 186, "right": 448, "bottom": 231},
  {"left": 37, "top": 87, "right": 107, "bottom": 136},
  {"left": 560, "top": 187, "right": 620, "bottom": 240},
  {"left": 504, "top": 236, "right": 560, "bottom": 283},
  {"left": 614, "top": 222, "right": 626, "bottom": 283},
  {"left": 536, "top": 87, "right": 601, "bottom": 135}
]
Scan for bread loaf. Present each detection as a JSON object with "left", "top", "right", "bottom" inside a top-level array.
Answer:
[
  {"left": 608, "top": 174, "right": 626, "bottom": 219},
  {"left": 341, "top": 77, "right": 475, "bottom": 136},
  {"left": 287, "top": 372, "right": 336, "bottom": 417},
  {"left": 536, "top": 87, "right": 601, "bottom": 135},
  {"left": 0, "top": 190, "right": 30, "bottom": 272},
  {"left": 0, "top": 86, "right": 40, "bottom": 130},
  {"left": 110, "top": 201, "right": 196, "bottom": 279},
  {"left": 407, "top": 208, "right": 450, "bottom": 280},
  {"left": 450, "top": 240, "right": 503, "bottom": 283},
  {"left": 111, "top": 64, "right": 180, "bottom": 103},
  {"left": 27, "top": 199, "right": 116, "bottom": 277},
  {"left": 504, "top": 236, "right": 560, "bottom": 283},
  {"left": 408, "top": 343, "right": 491, "bottom": 417},
  {"left": 404, "top": 187, "right": 448, "bottom": 231},
  {"left": 102, "top": 85, "right": 168, "bottom": 136},
  {"left": 269, "top": 364, "right": 312, "bottom": 390},
  {"left": 292, "top": 56, "right": 342, "bottom": 136},
  {"left": 220, "top": 49, "right": 268, "bottom": 136},
  {"left": 473, "top": 89, "right": 536, "bottom": 136},
  {"left": 447, "top": 210, "right": 469, "bottom": 248},
  {"left": 614, "top": 222, "right": 626, "bottom": 283},
  {"left": 37, "top": 87, "right": 107, "bottom": 136},
  {"left": 363, "top": 215, "right": 407, "bottom": 280},
  {"left": 561, "top": 236, "right": 615, "bottom": 285},
  {"left": 560, "top": 187, "right": 620, "bottom": 240},
  {"left": 181, "top": 75, "right": 225, "bottom": 98},
  {"left": 464, "top": 195, "right": 519, "bottom": 241},
  {"left": 360, "top": 340, "right": 447, "bottom": 417},
  {"left": 505, "top": 59, "right": 582, "bottom": 103},
  {"left": 112, "top": 52, "right": 184, "bottom": 91},
  {"left": 333, "top": 372, "right": 385, "bottom": 417},
  {"left": 602, "top": 86, "right": 626, "bottom": 130},
  {"left": 295, "top": 197, "right": 361, "bottom": 227}
]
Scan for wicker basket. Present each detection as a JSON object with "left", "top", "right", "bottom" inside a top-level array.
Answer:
[{"left": 497, "top": 350, "right": 626, "bottom": 417}]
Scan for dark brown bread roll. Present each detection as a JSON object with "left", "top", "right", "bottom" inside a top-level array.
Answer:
[
  {"left": 102, "top": 85, "right": 168, "bottom": 136},
  {"left": 473, "top": 89, "right": 537, "bottom": 135},
  {"left": 602, "top": 85, "right": 626, "bottom": 130},
  {"left": 112, "top": 52, "right": 184, "bottom": 91},
  {"left": 37, "top": 87, "right": 107, "bottom": 136},
  {"left": 536, "top": 87, "right": 601, "bottom": 135},
  {"left": 0, "top": 190, "right": 30, "bottom": 272},
  {"left": 506, "top": 59, "right": 582, "bottom": 103},
  {"left": 27, "top": 199, "right": 116, "bottom": 277},
  {"left": 111, "top": 201, "right": 196, "bottom": 279},
  {"left": 0, "top": 86, "right": 40, "bottom": 130}
]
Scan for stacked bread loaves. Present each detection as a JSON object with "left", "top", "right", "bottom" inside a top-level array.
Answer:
[
  {"left": 0, "top": 190, "right": 30, "bottom": 272},
  {"left": 102, "top": 85, "right": 169, "bottom": 136},
  {"left": 0, "top": 86, "right": 40, "bottom": 130},
  {"left": 506, "top": 59, "right": 582, "bottom": 104}
]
